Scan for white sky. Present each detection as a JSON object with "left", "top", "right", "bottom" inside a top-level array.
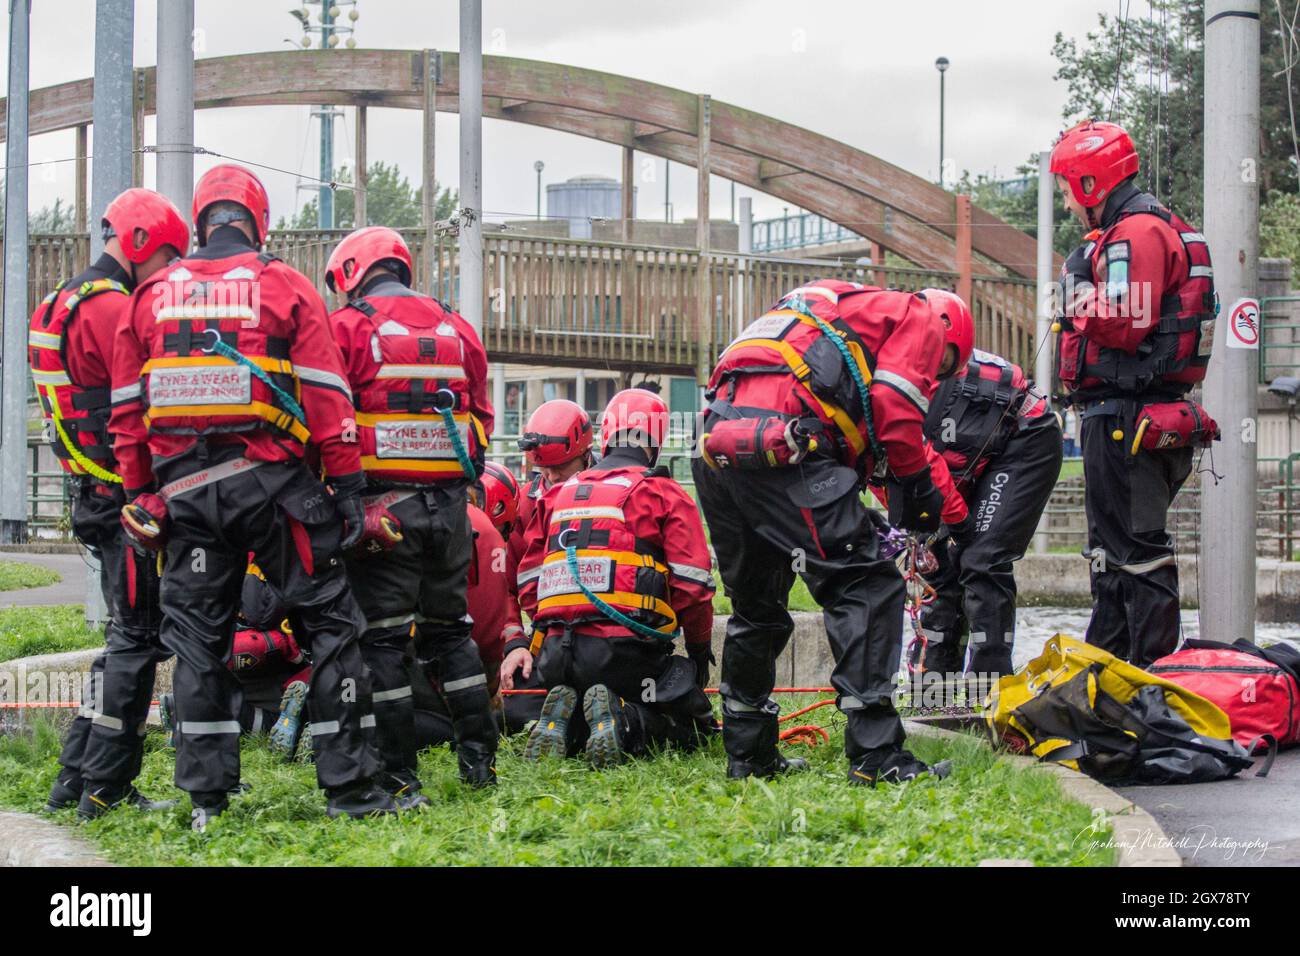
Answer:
[{"left": 3, "top": 0, "right": 1116, "bottom": 227}]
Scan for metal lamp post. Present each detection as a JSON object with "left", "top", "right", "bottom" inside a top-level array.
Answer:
[
  {"left": 534, "top": 160, "right": 544, "bottom": 219},
  {"left": 936, "top": 56, "right": 949, "bottom": 188}
]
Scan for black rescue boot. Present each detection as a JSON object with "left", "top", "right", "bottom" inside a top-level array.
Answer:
[
  {"left": 325, "top": 783, "right": 401, "bottom": 820},
  {"left": 582, "top": 684, "right": 629, "bottom": 769},
  {"left": 45, "top": 770, "right": 83, "bottom": 812},
  {"left": 77, "top": 783, "right": 177, "bottom": 820},
  {"left": 457, "top": 742, "right": 498, "bottom": 788},
  {"left": 723, "top": 699, "right": 809, "bottom": 780},
  {"left": 848, "top": 749, "right": 952, "bottom": 787},
  {"left": 523, "top": 685, "right": 577, "bottom": 760},
  {"left": 190, "top": 793, "right": 229, "bottom": 832},
  {"left": 378, "top": 770, "right": 431, "bottom": 809}
]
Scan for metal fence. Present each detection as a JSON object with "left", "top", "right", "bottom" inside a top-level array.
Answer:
[
  {"left": 1260, "top": 294, "right": 1300, "bottom": 384},
  {"left": 749, "top": 211, "right": 862, "bottom": 253}
]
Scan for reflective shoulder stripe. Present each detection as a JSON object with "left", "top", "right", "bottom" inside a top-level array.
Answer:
[
  {"left": 517, "top": 564, "right": 543, "bottom": 586},
  {"left": 154, "top": 304, "right": 258, "bottom": 323},
  {"left": 549, "top": 505, "right": 626, "bottom": 524},
  {"left": 873, "top": 369, "right": 930, "bottom": 414},
  {"left": 295, "top": 365, "right": 353, "bottom": 398},
  {"left": 1189, "top": 265, "right": 1214, "bottom": 279},
  {"left": 28, "top": 330, "right": 61, "bottom": 349},
  {"left": 668, "top": 561, "right": 715, "bottom": 588},
  {"left": 111, "top": 382, "right": 143, "bottom": 405},
  {"left": 1180, "top": 232, "right": 1207, "bottom": 244},
  {"left": 602, "top": 475, "right": 634, "bottom": 487},
  {"left": 787, "top": 284, "right": 844, "bottom": 303}
]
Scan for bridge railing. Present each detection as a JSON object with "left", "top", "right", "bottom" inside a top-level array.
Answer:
[{"left": 9, "top": 231, "right": 1041, "bottom": 375}]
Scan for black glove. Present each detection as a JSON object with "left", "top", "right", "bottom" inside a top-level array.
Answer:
[
  {"left": 1063, "top": 242, "right": 1095, "bottom": 285},
  {"left": 947, "top": 513, "right": 977, "bottom": 549},
  {"left": 889, "top": 469, "right": 944, "bottom": 535},
  {"left": 328, "top": 471, "right": 368, "bottom": 551},
  {"left": 688, "top": 644, "right": 716, "bottom": 691}
]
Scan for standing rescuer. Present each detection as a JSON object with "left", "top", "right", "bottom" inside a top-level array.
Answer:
[
  {"left": 1050, "top": 120, "right": 1218, "bottom": 666},
  {"left": 33, "top": 188, "right": 188, "bottom": 818},
  {"left": 693, "top": 280, "right": 971, "bottom": 785},
  {"left": 912, "top": 339, "right": 1062, "bottom": 692},
  {"left": 504, "top": 389, "right": 718, "bottom": 768},
  {"left": 110, "top": 164, "right": 395, "bottom": 827},
  {"left": 325, "top": 225, "right": 498, "bottom": 796}
]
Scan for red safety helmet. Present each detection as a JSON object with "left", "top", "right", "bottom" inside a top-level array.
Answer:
[
  {"left": 325, "top": 226, "right": 414, "bottom": 295},
  {"left": 601, "top": 388, "right": 670, "bottom": 457},
  {"left": 922, "top": 289, "right": 974, "bottom": 376},
  {"left": 1049, "top": 119, "right": 1140, "bottom": 210},
  {"left": 479, "top": 461, "right": 520, "bottom": 534},
  {"left": 192, "top": 164, "right": 271, "bottom": 246},
  {"left": 518, "top": 399, "right": 593, "bottom": 467},
  {"left": 102, "top": 187, "right": 188, "bottom": 264}
]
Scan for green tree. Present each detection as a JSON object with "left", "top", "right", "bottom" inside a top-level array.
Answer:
[{"left": 275, "top": 161, "right": 457, "bottom": 230}]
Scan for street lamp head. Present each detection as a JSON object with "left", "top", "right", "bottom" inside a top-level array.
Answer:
[
  {"left": 935, "top": 56, "right": 950, "bottom": 73},
  {"left": 534, "top": 160, "right": 545, "bottom": 173}
]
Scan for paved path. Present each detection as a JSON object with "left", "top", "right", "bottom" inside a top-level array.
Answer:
[
  {"left": 0, "top": 551, "right": 90, "bottom": 607},
  {"left": 1117, "top": 750, "right": 1300, "bottom": 866}
]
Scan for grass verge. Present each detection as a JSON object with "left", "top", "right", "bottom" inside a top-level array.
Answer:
[
  {"left": 0, "top": 560, "right": 61, "bottom": 593},
  {"left": 1, "top": 707, "right": 1112, "bottom": 867},
  {"left": 0, "top": 605, "right": 103, "bottom": 662}
]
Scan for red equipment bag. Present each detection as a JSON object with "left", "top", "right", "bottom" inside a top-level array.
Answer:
[
  {"left": 700, "top": 416, "right": 818, "bottom": 470},
  {"left": 1130, "top": 400, "right": 1219, "bottom": 455},
  {"left": 1149, "top": 640, "right": 1300, "bottom": 749}
]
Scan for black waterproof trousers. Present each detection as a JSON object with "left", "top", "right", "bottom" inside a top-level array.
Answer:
[
  {"left": 156, "top": 451, "right": 380, "bottom": 802},
  {"left": 1080, "top": 398, "right": 1193, "bottom": 666},
  {"left": 693, "top": 453, "right": 906, "bottom": 765},
  {"left": 57, "top": 480, "right": 167, "bottom": 788},
  {"left": 919, "top": 415, "right": 1062, "bottom": 678},
  {"left": 342, "top": 486, "right": 496, "bottom": 778},
  {"left": 534, "top": 630, "right": 716, "bottom": 756}
]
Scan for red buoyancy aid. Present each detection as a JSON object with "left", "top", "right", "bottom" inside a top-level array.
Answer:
[
  {"left": 924, "top": 349, "right": 1048, "bottom": 479},
  {"left": 138, "top": 252, "right": 311, "bottom": 446},
  {"left": 1056, "top": 194, "right": 1215, "bottom": 400},
  {"left": 707, "top": 279, "right": 878, "bottom": 463},
  {"left": 29, "top": 278, "right": 131, "bottom": 483},
  {"left": 346, "top": 295, "right": 485, "bottom": 484},
  {"left": 531, "top": 466, "right": 677, "bottom": 637}
]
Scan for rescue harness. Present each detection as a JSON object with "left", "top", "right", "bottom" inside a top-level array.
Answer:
[{"left": 28, "top": 277, "right": 131, "bottom": 485}]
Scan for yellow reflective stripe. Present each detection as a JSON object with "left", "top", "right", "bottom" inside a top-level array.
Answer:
[
  {"left": 469, "top": 413, "right": 488, "bottom": 450},
  {"left": 30, "top": 368, "right": 72, "bottom": 386},
  {"left": 28, "top": 330, "right": 61, "bottom": 349},
  {"left": 536, "top": 590, "right": 677, "bottom": 631},
  {"left": 540, "top": 548, "right": 670, "bottom": 577},
  {"left": 143, "top": 355, "right": 294, "bottom": 375},
  {"left": 144, "top": 401, "right": 310, "bottom": 445},
  {"left": 354, "top": 410, "right": 469, "bottom": 426},
  {"left": 43, "top": 384, "right": 121, "bottom": 484},
  {"left": 360, "top": 456, "right": 466, "bottom": 474},
  {"left": 720, "top": 318, "right": 869, "bottom": 456}
]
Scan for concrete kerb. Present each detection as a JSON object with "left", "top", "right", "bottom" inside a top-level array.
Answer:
[{"left": 904, "top": 718, "right": 1182, "bottom": 867}]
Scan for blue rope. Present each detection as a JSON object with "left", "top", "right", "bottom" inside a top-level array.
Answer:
[
  {"left": 439, "top": 405, "right": 478, "bottom": 480},
  {"left": 205, "top": 338, "right": 307, "bottom": 423},
  {"left": 563, "top": 542, "right": 678, "bottom": 642}
]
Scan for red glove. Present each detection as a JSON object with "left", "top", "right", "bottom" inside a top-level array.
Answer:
[
  {"left": 357, "top": 501, "right": 403, "bottom": 554},
  {"left": 121, "top": 493, "right": 169, "bottom": 552}
]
